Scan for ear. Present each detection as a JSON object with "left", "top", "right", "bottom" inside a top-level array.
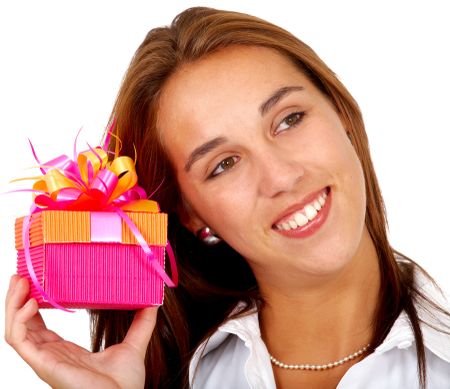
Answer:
[{"left": 177, "top": 196, "right": 206, "bottom": 235}]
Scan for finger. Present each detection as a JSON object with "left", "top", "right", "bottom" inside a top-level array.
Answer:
[
  {"left": 7, "top": 298, "right": 54, "bottom": 375},
  {"left": 123, "top": 306, "right": 158, "bottom": 358},
  {"left": 4, "top": 275, "right": 19, "bottom": 333},
  {"left": 6, "top": 277, "right": 48, "bottom": 334},
  {"left": 5, "top": 277, "right": 30, "bottom": 341},
  {"left": 7, "top": 297, "right": 40, "bottom": 358},
  {"left": 5, "top": 275, "right": 22, "bottom": 316},
  {"left": 23, "top": 309, "right": 47, "bottom": 332},
  {"left": 15, "top": 307, "right": 57, "bottom": 344},
  {"left": 5, "top": 274, "right": 20, "bottom": 304}
]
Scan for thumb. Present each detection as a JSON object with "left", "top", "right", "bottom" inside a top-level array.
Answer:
[{"left": 123, "top": 306, "right": 158, "bottom": 358}]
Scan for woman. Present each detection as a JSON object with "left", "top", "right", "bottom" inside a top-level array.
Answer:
[{"left": 5, "top": 6, "right": 450, "bottom": 389}]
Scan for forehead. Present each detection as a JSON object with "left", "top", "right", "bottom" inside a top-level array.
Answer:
[
  {"left": 159, "top": 45, "right": 308, "bottom": 111},
  {"left": 156, "top": 46, "right": 314, "bottom": 165}
]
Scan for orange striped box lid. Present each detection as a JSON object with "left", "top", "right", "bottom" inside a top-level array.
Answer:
[{"left": 15, "top": 210, "right": 167, "bottom": 249}]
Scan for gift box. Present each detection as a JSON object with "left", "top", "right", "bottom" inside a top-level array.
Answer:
[
  {"left": 15, "top": 209, "right": 168, "bottom": 309},
  {"left": 13, "top": 127, "right": 177, "bottom": 311}
]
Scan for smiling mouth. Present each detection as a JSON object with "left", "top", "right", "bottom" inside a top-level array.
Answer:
[{"left": 273, "top": 187, "right": 330, "bottom": 231}]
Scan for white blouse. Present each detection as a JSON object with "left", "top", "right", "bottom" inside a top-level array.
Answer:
[{"left": 189, "top": 276, "right": 450, "bottom": 388}]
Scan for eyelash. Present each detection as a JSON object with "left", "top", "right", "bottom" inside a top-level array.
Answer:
[
  {"left": 208, "top": 155, "right": 240, "bottom": 179},
  {"left": 274, "top": 111, "right": 305, "bottom": 135},
  {"left": 207, "top": 111, "right": 305, "bottom": 179}
]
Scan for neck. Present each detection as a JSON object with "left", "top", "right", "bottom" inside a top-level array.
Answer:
[{"left": 257, "top": 229, "right": 380, "bottom": 365}]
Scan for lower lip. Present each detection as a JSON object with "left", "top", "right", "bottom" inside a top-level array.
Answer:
[{"left": 274, "top": 187, "right": 332, "bottom": 239}]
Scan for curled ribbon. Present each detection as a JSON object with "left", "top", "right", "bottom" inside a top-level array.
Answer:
[{"left": 21, "top": 127, "right": 178, "bottom": 312}]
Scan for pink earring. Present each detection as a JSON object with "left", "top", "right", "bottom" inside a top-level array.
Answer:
[{"left": 197, "top": 227, "right": 221, "bottom": 245}]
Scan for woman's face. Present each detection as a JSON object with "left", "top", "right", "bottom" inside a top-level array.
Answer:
[{"left": 157, "top": 46, "right": 369, "bottom": 282}]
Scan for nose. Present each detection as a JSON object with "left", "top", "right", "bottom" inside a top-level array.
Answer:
[{"left": 255, "top": 148, "right": 304, "bottom": 198}]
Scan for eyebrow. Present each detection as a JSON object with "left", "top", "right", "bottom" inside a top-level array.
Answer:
[
  {"left": 184, "top": 85, "right": 305, "bottom": 172},
  {"left": 184, "top": 136, "right": 227, "bottom": 172},
  {"left": 259, "top": 85, "right": 305, "bottom": 116}
]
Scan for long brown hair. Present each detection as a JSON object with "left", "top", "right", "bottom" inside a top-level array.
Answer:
[{"left": 89, "top": 7, "right": 448, "bottom": 388}]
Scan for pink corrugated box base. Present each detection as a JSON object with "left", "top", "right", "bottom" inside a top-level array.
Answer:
[{"left": 17, "top": 243, "right": 165, "bottom": 309}]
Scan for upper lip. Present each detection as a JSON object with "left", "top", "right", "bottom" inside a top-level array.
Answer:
[{"left": 272, "top": 186, "right": 329, "bottom": 227}]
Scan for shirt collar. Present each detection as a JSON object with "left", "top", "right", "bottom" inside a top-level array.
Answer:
[
  {"left": 192, "top": 304, "right": 260, "bottom": 356},
  {"left": 188, "top": 304, "right": 260, "bottom": 385},
  {"left": 374, "top": 305, "right": 450, "bottom": 363},
  {"left": 192, "top": 274, "right": 450, "bottom": 368}
]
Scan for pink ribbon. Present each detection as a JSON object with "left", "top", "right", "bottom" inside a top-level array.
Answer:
[
  {"left": 114, "top": 208, "right": 177, "bottom": 288},
  {"left": 90, "top": 212, "right": 122, "bottom": 242}
]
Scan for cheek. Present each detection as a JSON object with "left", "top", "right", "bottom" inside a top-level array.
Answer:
[
  {"left": 332, "top": 140, "right": 368, "bottom": 243},
  {"left": 180, "top": 176, "right": 255, "bottom": 232},
  {"left": 340, "top": 141, "right": 366, "bottom": 203},
  {"left": 316, "top": 123, "right": 362, "bottom": 182},
  {"left": 312, "top": 124, "right": 367, "bottom": 213},
  {"left": 208, "top": 185, "right": 255, "bottom": 229}
]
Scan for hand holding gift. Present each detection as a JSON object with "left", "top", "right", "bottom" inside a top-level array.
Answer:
[
  {"left": 5, "top": 130, "right": 177, "bottom": 388},
  {"left": 5, "top": 274, "right": 158, "bottom": 389}
]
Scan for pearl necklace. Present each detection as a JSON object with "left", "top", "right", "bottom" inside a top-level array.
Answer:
[{"left": 269, "top": 344, "right": 370, "bottom": 371}]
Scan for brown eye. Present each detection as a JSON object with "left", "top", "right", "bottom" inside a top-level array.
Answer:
[
  {"left": 285, "top": 114, "right": 298, "bottom": 126},
  {"left": 220, "top": 157, "right": 235, "bottom": 169},
  {"left": 209, "top": 156, "right": 240, "bottom": 178},
  {"left": 274, "top": 111, "right": 305, "bottom": 135}
]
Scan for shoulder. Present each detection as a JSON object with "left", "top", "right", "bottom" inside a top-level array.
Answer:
[
  {"left": 339, "top": 262, "right": 450, "bottom": 387},
  {"left": 414, "top": 266, "right": 450, "bottom": 362},
  {"left": 377, "top": 261, "right": 450, "bottom": 362},
  {"left": 189, "top": 303, "right": 276, "bottom": 389}
]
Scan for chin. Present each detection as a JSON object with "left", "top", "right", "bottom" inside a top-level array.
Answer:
[{"left": 294, "top": 246, "right": 359, "bottom": 278}]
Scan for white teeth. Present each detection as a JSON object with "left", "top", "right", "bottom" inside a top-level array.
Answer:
[
  {"left": 294, "top": 212, "right": 309, "bottom": 227},
  {"left": 288, "top": 220, "right": 298, "bottom": 229},
  {"left": 304, "top": 205, "right": 318, "bottom": 220},
  {"left": 313, "top": 200, "right": 321, "bottom": 211},
  {"left": 275, "top": 188, "right": 329, "bottom": 230}
]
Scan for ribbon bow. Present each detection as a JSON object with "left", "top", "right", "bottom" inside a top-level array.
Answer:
[
  {"left": 31, "top": 142, "right": 158, "bottom": 213},
  {"left": 20, "top": 128, "right": 178, "bottom": 312}
]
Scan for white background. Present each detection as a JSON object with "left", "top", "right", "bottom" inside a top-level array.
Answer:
[{"left": 1, "top": 1, "right": 449, "bottom": 387}]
